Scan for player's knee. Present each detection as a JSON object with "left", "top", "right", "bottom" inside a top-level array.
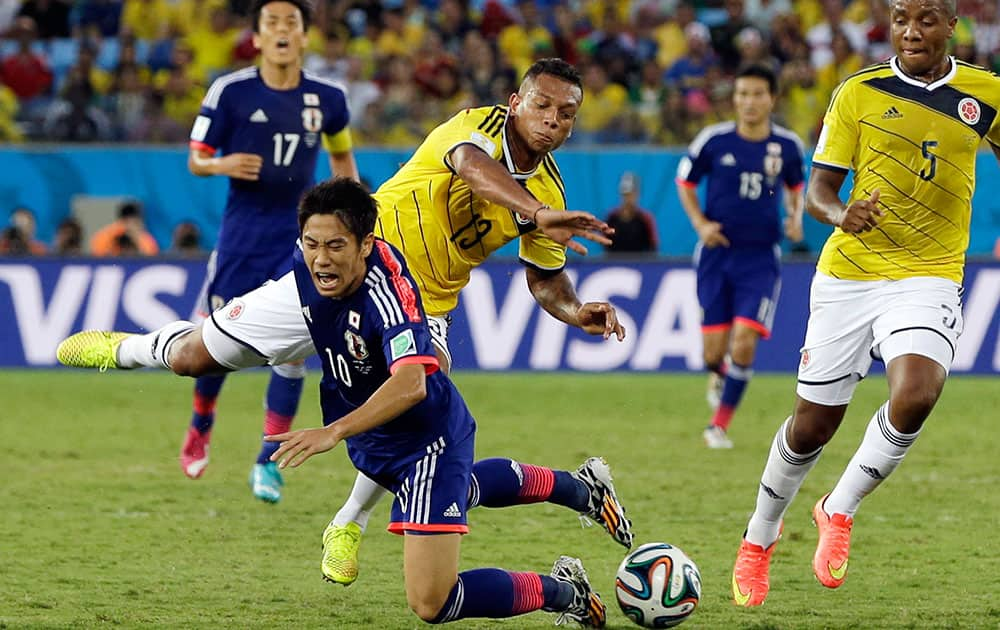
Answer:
[
  {"left": 889, "top": 384, "right": 940, "bottom": 430},
  {"left": 704, "top": 359, "right": 724, "bottom": 376},
  {"left": 407, "top": 590, "right": 451, "bottom": 624},
  {"left": 729, "top": 342, "right": 757, "bottom": 366},
  {"left": 789, "top": 401, "right": 843, "bottom": 451},
  {"left": 169, "top": 335, "right": 215, "bottom": 377},
  {"left": 272, "top": 362, "right": 306, "bottom": 379}
]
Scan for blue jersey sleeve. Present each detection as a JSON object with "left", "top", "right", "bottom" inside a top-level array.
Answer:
[
  {"left": 368, "top": 241, "right": 439, "bottom": 374},
  {"left": 322, "top": 85, "right": 350, "bottom": 136},
  {"left": 677, "top": 134, "right": 713, "bottom": 186},
  {"left": 782, "top": 138, "right": 806, "bottom": 189},
  {"left": 189, "top": 76, "right": 233, "bottom": 153}
]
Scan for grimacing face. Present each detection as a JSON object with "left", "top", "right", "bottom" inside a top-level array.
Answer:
[
  {"left": 733, "top": 76, "right": 775, "bottom": 127},
  {"left": 890, "top": 0, "right": 956, "bottom": 77},
  {"left": 301, "top": 214, "right": 373, "bottom": 299},
  {"left": 254, "top": 1, "right": 307, "bottom": 68},
  {"left": 509, "top": 73, "right": 582, "bottom": 154}
]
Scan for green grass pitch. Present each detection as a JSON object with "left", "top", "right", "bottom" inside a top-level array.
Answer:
[{"left": 3, "top": 370, "right": 999, "bottom": 629}]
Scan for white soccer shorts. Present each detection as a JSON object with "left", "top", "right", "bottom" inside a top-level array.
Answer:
[
  {"left": 426, "top": 314, "right": 452, "bottom": 369},
  {"left": 201, "top": 271, "right": 315, "bottom": 370},
  {"left": 796, "top": 272, "right": 963, "bottom": 406}
]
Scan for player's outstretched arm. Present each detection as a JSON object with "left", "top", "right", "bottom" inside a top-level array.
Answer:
[
  {"left": 525, "top": 267, "right": 626, "bottom": 340},
  {"left": 266, "top": 363, "right": 428, "bottom": 468},
  {"left": 449, "top": 144, "right": 612, "bottom": 255},
  {"left": 806, "top": 167, "right": 882, "bottom": 234},
  {"left": 188, "top": 148, "right": 263, "bottom": 180}
]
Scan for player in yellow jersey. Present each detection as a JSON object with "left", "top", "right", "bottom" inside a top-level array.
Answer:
[
  {"left": 732, "top": 0, "right": 1000, "bottom": 607},
  {"left": 321, "top": 58, "right": 630, "bottom": 586}
]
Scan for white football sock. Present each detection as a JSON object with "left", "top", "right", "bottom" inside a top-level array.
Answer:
[
  {"left": 824, "top": 402, "right": 919, "bottom": 518},
  {"left": 331, "top": 472, "right": 389, "bottom": 532},
  {"left": 117, "top": 321, "right": 195, "bottom": 369},
  {"left": 745, "top": 417, "right": 823, "bottom": 547}
]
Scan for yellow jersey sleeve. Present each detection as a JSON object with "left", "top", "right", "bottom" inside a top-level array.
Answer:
[
  {"left": 518, "top": 158, "right": 568, "bottom": 271},
  {"left": 322, "top": 127, "right": 353, "bottom": 154},
  {"left": 438, "top": 107, "right": 506, "bottom": 170},
  {"left": 812, "top": 79, "right": 858, "bottom": 171}
]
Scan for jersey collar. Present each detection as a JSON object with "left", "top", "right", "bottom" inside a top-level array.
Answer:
[
  {"left": 501, "top": 118, "right": 538, "bottom": 181},
  {"left": 889, "top": 55, "right": 957, "bottom": 91}
]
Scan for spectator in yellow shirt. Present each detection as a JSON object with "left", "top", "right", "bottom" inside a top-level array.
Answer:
[
  {"left": 497, "top": 1, "right": 554, "bottom": 76},
  {"left": 120, "top": 0, "right": 173, "bottom": 41},
  {"left": 184, "top": 7, "right": 241, "bottom": 82},
  {"left": 574, "top": 63, "right": 629, "bottom": 143}
]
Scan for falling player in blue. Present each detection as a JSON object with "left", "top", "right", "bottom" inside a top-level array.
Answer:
[
  {"left": 56, "top": 179, "right": 631, "bottom": 627},
  {"left": 675, "top": 64, "right": 805, "bottom": 449},
  {"left": 184, "top": 0, "right": 359, "bottom": 501}
]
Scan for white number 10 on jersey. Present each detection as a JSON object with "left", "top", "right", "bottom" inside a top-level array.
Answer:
[{"left": 272, "top": 133, "right": 300, "bottom": 166}]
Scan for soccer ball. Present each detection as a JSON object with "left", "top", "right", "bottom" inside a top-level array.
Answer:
[{"left": 615, "top": 542, "right": 702, "bottom": 628}]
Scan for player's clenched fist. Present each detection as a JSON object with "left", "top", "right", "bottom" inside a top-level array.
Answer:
[
  {"left": 218, "top": 152, "right": 264, "bottom": 181},
  {"left": 836, "top": 189, "right": 882, "bottom": 234}
]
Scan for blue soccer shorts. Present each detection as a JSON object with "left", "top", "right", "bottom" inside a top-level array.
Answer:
[{"left": 695, "top": 244, "right": 781, "bottom": 338}]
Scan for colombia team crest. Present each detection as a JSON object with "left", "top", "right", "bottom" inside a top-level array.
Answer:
[
  {"left": 344, "top": 330, "right": 369, "bottom": 360},
  {"left": 958, "top": 98, "right": 981, "bottom": 126}
]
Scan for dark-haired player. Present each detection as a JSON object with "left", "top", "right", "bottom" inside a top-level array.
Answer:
[
  {"left": 676, "top": 64, "right": 806, "bottom": 449},
  {"left": 732, "top": 0, "right": 1000, "bottom": 606},
  {"left": 57, "top": 178, "right": 629, "bottom": 627},
  {"left": 323, "top": 57, "right": 630, "bottom": 586},
  {"left": 183, "top": 0, "right": 358, "bottom": 503}
]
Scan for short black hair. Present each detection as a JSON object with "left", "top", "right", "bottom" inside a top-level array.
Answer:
[
  {"left": 522, "top": 58, "right": 582, "bottom": 90},
  {"left": 250, "top": 0, "right": 312, "bottom": 33},
  {"left": 119, "top": 200, "right": 143, "bottom": 218},
  {"left": 736, "top": 64, "right": 778, "bottom": 94},
  {"left": 298, "top": 178, "right": 377, "bottom": 244}
]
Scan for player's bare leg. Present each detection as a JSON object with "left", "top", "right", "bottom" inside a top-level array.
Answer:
[
  {"left": 733, "top": 400, "right": 844, "bottom": 606},
  {"left": 57, "top": 321, "right": 225, "bottom": 375},
  {"left": 815, "top": 353, "right": 945, "bottom": 588},
  {"left": 701, "top": 328, "right": 731, "bottom": 447},
  {"left": 707, "top": 322, "right": 762, "bottom": 448}
]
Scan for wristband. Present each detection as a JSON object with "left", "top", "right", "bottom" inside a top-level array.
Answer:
[{"left": 531, "top": 204, "right": 551, "bottom": 223}]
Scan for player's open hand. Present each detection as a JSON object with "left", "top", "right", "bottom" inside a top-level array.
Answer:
[
  {"left": 535, "top": 208, "right": 614, "bottom": 255},
  {"left": 837, "top": 189, "right": 882, "bottom": 234},
  {"left": 265, "top": 426, "right": 341, "bottom": 469},
  {"left": 697, "top": 220, "right": 730, "bottom": 248},
  {"left": 218, "top": 152, "right": 263, "bottom": 181},
  {"left": 576, "top": 301, "right": 626, "bottom": 341}
]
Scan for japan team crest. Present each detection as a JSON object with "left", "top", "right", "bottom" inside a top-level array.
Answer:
[
  {"left": 302, "top": 107, "right": 323, "bottom": 132},
  {"left": 958, "top": 98, "right": 980, "bottom": 125},
  {"left": 764, "top": 142, "right": 783, "bottom": 178},
  {"left": 344, "top": 330, "right": 369, "bottom": 360}
]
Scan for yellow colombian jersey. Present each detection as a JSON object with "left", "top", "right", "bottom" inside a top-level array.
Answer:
[
  {"left": 373, "top": 105, "right": 568, "bottom": 316},
  {"left": 813, "top": 57, "right": 1000, "bottom": 283}
]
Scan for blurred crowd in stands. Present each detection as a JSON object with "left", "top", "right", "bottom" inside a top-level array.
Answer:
[
  {"left": 0, "top": 202, "right": 205, "bottom": 256},
  {"left": 0, "top": 0, "right": 997, "bottom": 147}
]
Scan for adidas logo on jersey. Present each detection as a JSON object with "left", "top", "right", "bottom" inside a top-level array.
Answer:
[
  {"left": 720, "top": 153, "right": 737, "bottom": 166},
  {"left": 250, "top": 109, "right": 269, "bottom": 123},
  {"left": 443, "top": 502, "right": 462, "bottom": 518},
  {"left": 881, "top": 106, "right": 903, "bottom": 120}
]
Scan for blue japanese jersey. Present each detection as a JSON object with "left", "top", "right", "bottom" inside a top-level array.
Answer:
[
  {"left": 676, "top": 122, "right": 805, "bottom": 248},
  {"left": 190, "top": 67, "right": 350, "bottom": 255},
  {"left": 291, "top": 239, "right": 475, "bottom": 473}
]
